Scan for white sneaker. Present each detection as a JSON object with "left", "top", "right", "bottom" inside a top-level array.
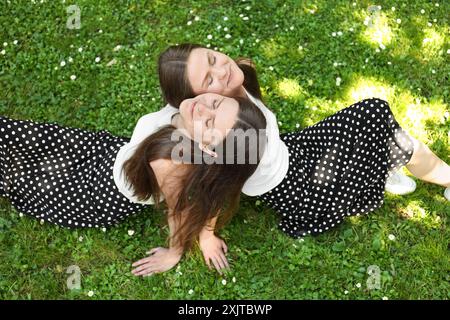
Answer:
[
  {"left": 385, "top": 171, "right": 417, "bottom": 195},
  {"left": 444, "top": 187, "right": 450, "bottom": 201}
]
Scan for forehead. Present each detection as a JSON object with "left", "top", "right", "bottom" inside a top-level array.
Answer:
[{"left": 186, "top": 48, "right": 209, "bottom": 92}]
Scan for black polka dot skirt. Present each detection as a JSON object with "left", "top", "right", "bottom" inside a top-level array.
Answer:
[
  {"left": 257, "top": 98, "right": 415, "bottom": 238},
  {"left": 0, "top": 116, "right": 148, "bottom": 229}
]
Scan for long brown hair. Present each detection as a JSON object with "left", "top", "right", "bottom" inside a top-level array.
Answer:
[
  {"left": 123, "top": 97, "right": 267, "bottom": 252},
  {"left": 158, "top": 43, "right": 263, "bottom": 108}
]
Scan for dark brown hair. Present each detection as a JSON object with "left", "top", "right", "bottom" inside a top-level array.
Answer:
[
  {"left": 158, "top": 43, "right": 263, "bottom": 108},
  {"left": 123, "top": 97, "right": 267, "bottom": 252}
]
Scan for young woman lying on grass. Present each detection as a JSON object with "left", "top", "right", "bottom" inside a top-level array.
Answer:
[
  {"left": 0, "top": 93, "right": 266, "bottom": 276},
  {"left": 155, "top": 42, "right": 450, "bottom": 269}
]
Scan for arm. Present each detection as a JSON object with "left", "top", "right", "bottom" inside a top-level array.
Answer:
[{"left": 199, "top": 215, "right": 230, "bottom": 274}]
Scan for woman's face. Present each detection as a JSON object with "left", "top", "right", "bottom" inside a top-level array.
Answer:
[
  {"left": 178, "top": 93, "right": 239, "bottom": 146},
  {"left": 186, "top": 48, "right": 245, "bottom": 97}
]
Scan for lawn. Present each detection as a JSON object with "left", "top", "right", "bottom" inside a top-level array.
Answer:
[{"left": 0, "top": 0, "right": 449, "bottom": 300}]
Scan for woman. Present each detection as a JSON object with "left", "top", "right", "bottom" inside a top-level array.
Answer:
[
  {"left": 0, "top": 93, "right": 267, "bottom": 276},
  {"left": 158, "top": 43, "right": 450, "bottom": 239}
]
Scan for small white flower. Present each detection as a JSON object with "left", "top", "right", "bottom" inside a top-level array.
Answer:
[
  {"left": 356, "top": 283, "right": 361, "bottom": 288},
  {"left": 217, "top": 25, "right": 222, "bottom": 30},
  {"left": 222, "top": 279, "right": 227, "bottom": 285},
  {"left": 206, "top": 43, "right": 210, "bottom": 48},
  {"left": 239, "top": 14, "right": 244, "bottom": 18},
  {"left": 70, "top": 75, "right": 77, "bottom": 81},
  {"left": 431, "top": 69, "right": 436, "bottom": 74},
  {"left": 382, "top": 296, "right": 388, "bottom": 300},
  {"left": 13, "top": 40, "right": 18, "bottom": 45},
  {"left": 19, "top": 213, "right": 24, "bottom": 217},
  {"left": 207, "top": 34, "right": 212, "bottom": 40},
  {"left": 223, "top": 16, "right": 228, "bottom": 21},
  {"left": 344, "top": 290, "right": 349, "bottom": 294},
  {"left": 3, "top": 42, "right": 7, "bottom": 47},
  {"left": 336, "top": 77, "right": 342, "bottom": 86},
  {"left": 447, "top": 49, "right": 450, "bottom": 54},
  {"left": 68, "top": 57, "right": 73, "bottom": 63},
  {"left": 78, "top": 47, "right": 83, "bottom": 52},
  {"left": 243, "top": 16, "right": 249, "bottom": 21},
  {"left": 396, "top": 19, "right": 401, "bottom": 24},
  {"left": 232, "top": 277, "right": 236, "bottom": 283},
  {"left": 187, "top": 21, "right": 192, "bottom": 26},
  {"left": 387, "top": 61, "right": 392, "bottom": 65},
  {"left": 98, "top": 29, "right": 103, "bottom": 33},
  {"left": 113, "top": 45, "right": 122, "bottom": 51},
  {"left": 298, "top": 45, "right": 303, "bottom": 50},
  {"left": 129, "top": 64, "right": 134, "bottom": 69},
  {"left": 269, "top": 66, "right": 274, "bottom": 71},
  {"left": 420, "top": 9, "right": 425, "bottom": 14},
  {"left": 95, "top": 57, "right": 100, "bottom": 63},
  {"left": 337, "top": 31, "right": 343, "bottom": 36},
  {"left": 349, "top": 27, "right": 354, "bottom": 32},
  {"left": 427, "top": 22, "right": 432, "bottom": 27},
  {"left": 375, "top": 48, "right": 380, "bottom": 53},
  {"left": 333, "top": 62, "right": 338, "bottom": 67},
  {"left": 60, "top": 60, "right": 66, "bottom": 67},
  {"left": 239, "top": 39, "right": 244, "bottom": 44},
  {"left": 0, "top": 49, "right": 5, "bottom": 55},
  {"left": 78, "top": 236, "right": 83, "bottom": 242},
  {"left": 332, "top": 32, "right": 337, "bottom": 37},
  {"left": 379, "top": 43, "right": 386, "bottom": 50},
  {"left": 87, "top": 290, "right": 94, "bottom": 297},
  {"left": 391, "top": 7, "right": 395, "bottom": 11},
  {"left": 435, "top": 3, "right": 439, "bottom": 7},
  {"left": 433, "top": 18, "right": 437, "bottom": 22},
  {"left": 225, "top": 34, "right": 231, "bottom": 39},
  {"left": 245, "top": 6, "right": 251, "bottom": 10},
  {"left": 102, "top": 227, "right": 106, "bottom": 232},
  {"left": 352, "top": 2, "right": 356, "bottom": 6},
  {"left": 224, "top": 27, "right": 229, "bottom": 31},
  {"left": 188, "top": 289, "right": 194, "bottom": 295},
  {"left": 290, "top": 26, "right": 294, "bottom": 30},
  {"left": 128, "top": 230, "right": 135, "bottom": 236},
  {"left": 388, "top": 234, "right": 396, "bottom": 241},
  {"left": 40, "top": 219, "right": 45, "bottom": 225},
  {"left": 194, "top": 16, "right": 200, "bottom": 21}
]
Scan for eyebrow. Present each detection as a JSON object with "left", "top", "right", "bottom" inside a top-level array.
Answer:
[
  {"left": 201, "top": 52, "right": 211, "bottom": 89},
  {"left": 211, "top": 98, "right": 225, "bottom": 128}
]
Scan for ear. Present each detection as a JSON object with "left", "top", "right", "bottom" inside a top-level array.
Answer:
[{"left": 199, "top": 143, "right": 218, "bottom": 158}]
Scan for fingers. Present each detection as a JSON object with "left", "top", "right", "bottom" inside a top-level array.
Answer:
[
  {"left": 145, "top": 247, "right": 160, "bottom": 255},
  {"left": 221, "top": 241, "right": 228, "bottom": 254}
]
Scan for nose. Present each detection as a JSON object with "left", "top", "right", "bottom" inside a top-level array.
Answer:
[{"left": 213, "top": 66, "right": 227, "bottom": 80}]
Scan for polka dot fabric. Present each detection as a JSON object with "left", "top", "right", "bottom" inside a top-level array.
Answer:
[
  {"left": 0, "top": 116, "right": 148, "bottom": 229},
  {"left": 257, "top": 98, "right": 415, "bottom": 238}
]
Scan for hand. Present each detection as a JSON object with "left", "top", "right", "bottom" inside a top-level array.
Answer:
[
  {"left": 199, "top": 232, "right": 230, "bottom": 274},
  {"left": 131, "top": 247, "right": 182, "bottom": 277}
]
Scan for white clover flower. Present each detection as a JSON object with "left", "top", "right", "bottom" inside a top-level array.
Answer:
[
  {"left": 68, "top": 57, "right": 73, "bottom": 63},
  {"left": 113, "top": 45, "right": 122, "bottom": 52},
  {"left": 60, "top": 60, "right": 66, "bottom": 67},
  {"left": 388, "top": 234, "right": 396, "bottom": 241},
  {"left": 78, "top": 47, "right": 83, "bottom": 52},
  {"left": 333, "top": 62, "right": 338, "bottom": 67},
  {"left": 217, "top": 25, "right": 222, "bottom": 30},
  {"left": 232, "top": 277, "right": 236, "bottom": 283},
  {"left": 223, "top": 16, "right": 228, "bottom": 21},
  {"left": 349, "top": 27, "right": 354, "bottom": 32},
  {"left": 382, "top": 296, "right": 388, "bottom": 300},
  {"left": 337, "top": 31, "right": 343, "bottom": 36},
  {"left": 187, "top": 21, "right": 192, "bottom": 26},
  {"left": 387, "top": 61, "right": 392, "bottom": 65},
  {"left": 336, "top": 77, "right": 342, "bottom": 86},
  {"left": 188, "top": 289, "right": 194, "bottom": 295},
  {"left": 447, "top": 49, "right": 450, "bottom": 54},
  {"left": 189, "top": 9, "right": 194, "bottom": 14},
  {"left": 290, "top": 26, "right": 294, "bottom": 30},
  {"left": 3, "top": 42, "right": 8, "bottom": 47},
  {"left": 40, "top": 219, "right": 45, "bottom": 225},
  {"left": 19, "top": 213, "right": 24, "bottom": 217},
  {"left": 78, "top": 236, "right": 83, "bottom": 242},
  {"left": 245, "top": 5, "right": 251, "bottom": 10},
  {"left": 298, "top": 45, "right": 303, "bottom": 50},
  {"left": 379, "top": 43, "right": 386, "bottom": 50},
  {"left": 13, "top": 40, "right": 18, "bottom": 45},
  {"left": 344, "top": 290, "right": 349, "bottom": 294},
  {"left": 427, "top": 22, "right": 432, "bottom": 27},
  {"left": 269, "top": 66, "right": 274, "bottom": 71},
  {"left": 225, "top": 34, "right": 231, "bottom": 39},
  {"left": 239, "top": 14, "right": 244, "bottom": 17},
  {"left": 95, "top": 57, "right": 100, "bottom": 63},
  {"left": 433, "top": 18, "right": 437, "bottom": 22},
  {"left": 431, "top": 69, "right": 436, "bottom": 74},
  {"left": 222, "top": 279, "right": 227, "bottom": 285},
  {"left": 224, "top": 27, "right": 229, "bottom": 31},
  {"left": 207, "top": 34, "right": 212, "bottom": 40},
  {"left": 435, "top": 3, "right": 439, "bottom": 7},
  {"left": 396, "top": 19, "right": 401, "bottom": 24},
  {"left": 356, "top": 283, "right": 361, "bottom": 288},
  {"left": 391, "top": 7, "right": 395, "bottom": 11},
  {"left": 87, "top": 290, "right": 94, "bottom": 297},
  {"left": 420, "top": 9, "right": 425, "bottom": 14},
  {"left": 70, "top": 75, "right": 77, "bottom": 81},
  {"left": 128, "top": 230, "right": 135, "bottom": 236},
  {"left": 102, "top": 227, "right": 106, "bottom": 232},
  {"left": 239, "top": 39, "right": 244, "bottom": 44},
  {"left": 375, "top": 48, "right": 380, "bottom": 53},
  {"left": 98, "top": 29, "right": 103, "bottom": 33},
  {"left": 194, "top": 16, "right": 200, "bottom": 21},
  {"left": 243, "top": 16, "right": 249, "bottom": 21},
  {"left": 206, "top": 43, "right": 211, "bottom": 48},
  {"left": 0, "top": 49, "right": 5, "bottom": 55},
  {"left": 332, "top": 32, "right": 337, "bottom": 37}
]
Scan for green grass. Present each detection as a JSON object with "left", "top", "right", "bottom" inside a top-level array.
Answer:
[{"left": 0, "top": 0, "right": 449, "bottom": 299}]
